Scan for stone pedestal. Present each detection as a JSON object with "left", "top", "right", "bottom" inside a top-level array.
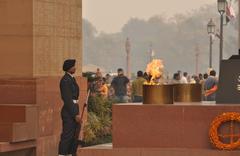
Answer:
[
  {"left": 78, "top": 103, "right": 240, "bottom": 156},
  {"left": 112, "top": 103, "right": 240, "bottom": 148},
  {"left": 216, "top": 60, "right": 240, "bottom": 104}
]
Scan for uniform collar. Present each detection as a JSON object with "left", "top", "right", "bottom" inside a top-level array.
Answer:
[{"left": 66, "top": 72, "right": 74, "bottom": 78}]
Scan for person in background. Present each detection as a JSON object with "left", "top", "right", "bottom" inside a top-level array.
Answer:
[
  {"left": 180, "top": 72, "right": 188, "bottom": 84},
  {"left": 171, "top": 73, "right": 181, "bottom": 84},
  {"left": 203, "top": 73, "right": 209, "bottom": 81},
  {"left": 204, "top": 70, "right": 218, "bottom": 101},
  {"left": 201, "top": 73, "right": 209, "bottom": 100},
  {"left": 98, "top": 78, "right": 109, "bottom": 98},
  {"left": 111, "top": 68, "right": 130, "bottom": 103},
  {"left": 132, "top": 71, "right": 146, "bottom": 102},
  {"left": 189, "top": 75, "right": 196, "bottom": 84},
  {"left": 187, "top": 75, "right": 191, "bottom": 83},
  {"left": 193, "top": 75, "right": 200, "bottom": 84},
  {"left": 199, "top": 73, "right": 203, "bottom": 81},
  {"left": 96, "top": 68, "right": 102, "bottom": 78},
  {"left": 143, "top": 72, "right": 150, "bottom": 82},
  {"left": 105, "top": 74, "right": 112, "bottom": 85},
  {"left": 177, "top": 70, "right": 182, "bottom": 77},
  {"left": 89, "top": 77, "right": 100, "bottom": 97}
]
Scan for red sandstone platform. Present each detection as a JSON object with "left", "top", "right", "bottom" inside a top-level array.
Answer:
[
  {"left": 78, "top": 143, "right": 240, "bottom": 156},
  {"left": 112, "top": 103, "right": 240, "bottom": 149},
  {"left": 78, "top": 103, "right": 240, "bottom": 156}
]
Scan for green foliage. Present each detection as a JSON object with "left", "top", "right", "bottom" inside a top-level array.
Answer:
[{"left": 83, "top": 96, "right": 113, "bottom": 146}]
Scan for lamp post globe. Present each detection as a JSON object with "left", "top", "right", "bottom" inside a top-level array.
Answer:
[
  {"left": 218, "top": 0, "right": 226, "bottom": 14},
  {"left": 207, "top": 18, "right": 216, "bottom": 35}
]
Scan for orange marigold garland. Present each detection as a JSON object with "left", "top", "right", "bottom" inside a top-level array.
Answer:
[{"left": 209, "top": 112, "right": 240, "bottom": 150}]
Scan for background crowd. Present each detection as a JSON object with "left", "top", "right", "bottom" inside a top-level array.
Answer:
[{"left": 85, "top": 68, "right": 218, "bottom": 103}]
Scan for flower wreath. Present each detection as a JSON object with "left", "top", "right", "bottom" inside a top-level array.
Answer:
[{"left": 209, "top": 112, "right": 240, "bottom": 150}]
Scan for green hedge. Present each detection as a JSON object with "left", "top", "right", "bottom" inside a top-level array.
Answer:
[{"left": 83, "top": 95, "right": 113, "bottom": 146}]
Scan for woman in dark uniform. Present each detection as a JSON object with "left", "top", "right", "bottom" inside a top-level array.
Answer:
[{"left": 58, "top": 59, "right": 81, "bottom": 156}]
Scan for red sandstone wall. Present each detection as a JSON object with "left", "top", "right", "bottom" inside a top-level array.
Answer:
[
  {"left": 0, "top": 77, "right": 87, "bottom": 156},
  {"left": 0, "top": 0, "right": 83, "bottom": 77},
  {"left": 0, "top": 0, "right": 33, "bottom": 77},
  {"left": 36, "top": 77, "right": 87, "bottom": 156}
]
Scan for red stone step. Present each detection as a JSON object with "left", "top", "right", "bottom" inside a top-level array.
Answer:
[
  {"left": 0, "top": 123, "right": 37, "bottom": 142},
  {"left": 0, "top": 78, "right": 36, "bottom": 104},
  {"left": 0, "top": 140, "right": 36, "bottom": 153},
  {"left": 0, "top": 105, "right": 26, "bottom": 123},
  {"left": 0, "top": 105, "right": 38, "bottom": 142}
]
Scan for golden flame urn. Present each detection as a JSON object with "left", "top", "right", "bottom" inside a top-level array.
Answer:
[
  {"left": 143, "top": 85, "right": 174, "bottom": 104},
  {"left": 174, "top": 84, "right": 202, "bottom": 102}
]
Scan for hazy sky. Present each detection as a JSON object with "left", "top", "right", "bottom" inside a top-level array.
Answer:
[{"left": 83, "top": 0, "right": 216, "bottom": 33}]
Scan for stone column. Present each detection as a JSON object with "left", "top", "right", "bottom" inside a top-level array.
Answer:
[
  {"left": 0, "top": 0, "right": 82, "bottom": 77},
  {"left": 33, "top": 0, "right": 82, "bottom": 76}
]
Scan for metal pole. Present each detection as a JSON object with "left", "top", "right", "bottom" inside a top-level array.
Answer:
[
  {"left": 149, "top": 43, "right": 153, "bottom": 62},
  {"left": 219, "top": 13, "right": 224, "bottom": 68},
  {"left": 196, "top": 53, "right": 199, "bottom": 75},
  {"left": 126, "top": 38, "right": 131, "bottom": 79},
  {"left": 209, "top": 35, "right": 213, "bottom": 68},
  {"left": 127, "top": 53, "right": 130, "bottom": 78},
  {"left": 195, "top": 46, "right": 199, "bottom": 75}
]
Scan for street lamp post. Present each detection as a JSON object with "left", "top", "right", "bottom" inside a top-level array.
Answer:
[
  {"left": 218, "top": 0, "right": 226, "bottom": 68},
  {"left": 207, "top": 19, "right": 216, "bottom": 69},
  {"left": 125, "top": 37, "right": 131, "bottom": 79}
]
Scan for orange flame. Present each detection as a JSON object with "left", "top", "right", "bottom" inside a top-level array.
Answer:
[{"left": 145, "top": 59, "right": 164, "bottom": 85}]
